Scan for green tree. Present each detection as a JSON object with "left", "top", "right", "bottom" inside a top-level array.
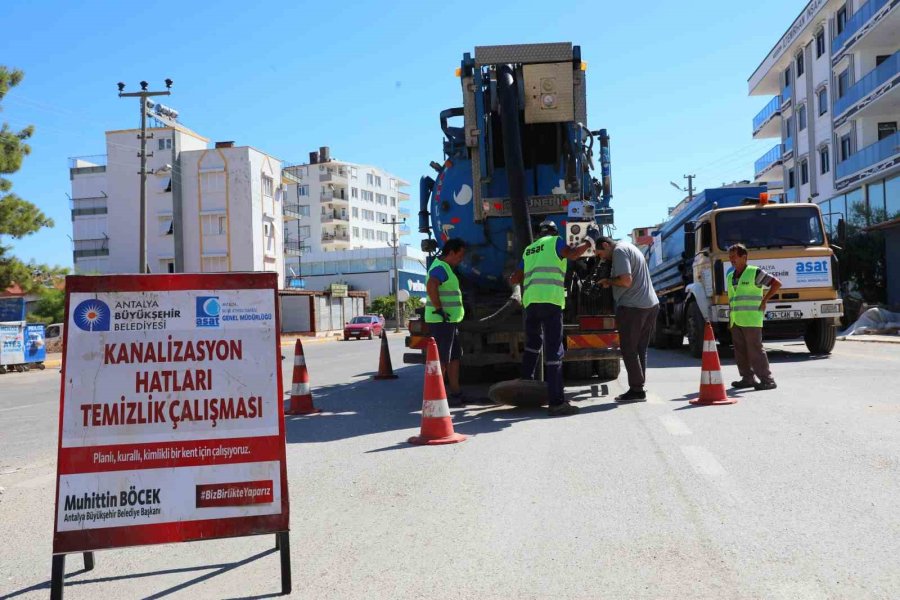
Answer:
[
  {"left": 28, "top": 287, "right": 65, "bottom": 324},
  {"left": 1, "top": 66, "right": 56, "bottom": 292},
  {"left": 837, "top": 201, "right": 886, "bottom": 304},
  {"left": 368, "top": 295, "right": 422, "bottom": 320}
]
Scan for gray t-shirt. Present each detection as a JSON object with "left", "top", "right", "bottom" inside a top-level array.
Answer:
[{"left": 611, "top": 241, "right": 659, "bottom": 308}]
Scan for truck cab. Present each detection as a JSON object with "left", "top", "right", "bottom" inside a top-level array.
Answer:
[{"left": 684, "top": 195, "right": 843, "bottom": 355}]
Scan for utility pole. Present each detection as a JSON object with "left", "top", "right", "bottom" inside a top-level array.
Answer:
[
  {"left": 683, "top": 174, "right": 696, "bottom": 202},
  {"left": 383, "top": 217, "right": 406, "bottom": 332},
  {"left": 118, "top": 79, "right": 173, "bottom": 273}
]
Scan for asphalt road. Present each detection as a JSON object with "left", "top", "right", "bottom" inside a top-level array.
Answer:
[{"left": 1, "top": 335, "right": 898, "bottom": 599}]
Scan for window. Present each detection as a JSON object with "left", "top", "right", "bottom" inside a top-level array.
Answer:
[
  {"left": 815, "top": 29, "right": 825, "bottom": 58},
  {"left": 836, "top": 6, "right": 847, "bottom": 35},
  {"left": 886, "top": 174, "right": 900, "bottom": 219},
  {"left": 783, "top": 67, "right": 791, "bottom": 89},
  {"left": 376, "top": 211, "right": 388, "bottom": 223},
  {"left": 200, "top": 171, "right": 225, "bottom": 193},
  {"left": 800, "top": 159, "right": 809, "bottom": 185},
  {"left": 784, "top": 115, "right": 793, "bottom": 138},
  {"left": 262, "top": 175, "right": 274, "bottom": 197},
  {"left": 298, "top": 225, "right": 311, "bottom": 238},
  {"left": 351, "top": 187, "right": 358, "bottom": 198},
  {"left": 350, "top": 167, "right": 358, "bottom": 179},
  {"left": 818, "top": 88, "right": 828, "bottom": 115},
  {"left": 375, "top": 193, "right": 387, "bottom": 205},
  {"left": 363, "top": 228, "right": 375, "bottom": 240},
  {"left": 159, "top": 260, "right": 175, "bottom": 273},
  {"left": 715, "top": 206, "right": 824, "bottom": 249},
  {"left": 202, "top": 256, "right": 228, "bottom": 272},
  {"left": 297, "top": 205, "right": 310, "bottom": 217},
  {"left": 868, "top": 182, "right": 886, "bottom": 221},
  {"left": 361, "top": 190, "right": 374, "bottom": 202},
  {"left": 796, "top": 53, "right": 804, "bottom": 77},
  {"left": 377, "top": 230, "right": 389, "bottom": 242},
  {"left": 798, "top": 104, "right": 807, "bottom": 131},
  {"left": 157, "top": 138, "right": 172, "bottom": 150},
  {"left": 352, "top": 226, "right": 360, "bottom": 238},
  {"left": 788, "top": 168, "right": 796, "bottom": 189},
  {"left": 352, "top": 207, "right": 359, "bottom": 218},
  {"left": 362, "top": 209, "right": 375, "bottom": 221},
  {"left": 840, "top": 134, "right": 852, "bottom": 161},
  {"left": 820, "top": 146, "right": 830, "bottom": 174},
  {"left": 298, "top": 185, "right": 309, "bottom": 196},
  {"left": 366, "top": 173, "right": 374, "bottom": 185},
  {"left": 837, "top": 70, "right": 850, "bottom": 98},
  {"left": 264, "top": 222, "right": 271, "bottom": 237},
  {"left": 374, "top": 175, "right": 382, "bottom": 187},
  {"left": 159, "top": 218, "right": 174, "bottom": 236},
  {"left": 390, "top": 196, "right": 396, "bottom": 207},
  {"left": 201, "top": 214, "right": 227, "bottom": 236}
]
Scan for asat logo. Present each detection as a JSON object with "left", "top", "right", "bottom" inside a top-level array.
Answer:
[
  {"left": 73, "top": 300, "right": 111, "bottom": 332},
  {"left": 195, "top": 296, "right": 221, "bottom": 328}
]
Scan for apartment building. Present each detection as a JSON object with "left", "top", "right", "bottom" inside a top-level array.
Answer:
[
  {"left": 749, "top": 0, "right": 899, "bottom": 234},
  {"left": 69, "top": 116, "right": 284, "bottom": 283},
  {"left": 281, "top": 147, "right": 411, "bottom": 279}
]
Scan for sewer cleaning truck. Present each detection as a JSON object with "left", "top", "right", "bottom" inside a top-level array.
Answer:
[
  {"left": 648, "top": 185, "right": 843, "bottom": 357},
  {"left": 404, "top": 42, "right": 621, "bottom": 381}
]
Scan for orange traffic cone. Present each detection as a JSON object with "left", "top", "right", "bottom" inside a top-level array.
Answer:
[
  {"left": 373, "top": 329, "right": 398, "bottom": 380},
  {"left": 408, "top": 338, "right": 467, "bottom": 445},
  {"left": 690, "top": 322, "right": 737, "bottom": 406},
  {"left": 285, "top": 339, "right": 322, "bottom": 415}
]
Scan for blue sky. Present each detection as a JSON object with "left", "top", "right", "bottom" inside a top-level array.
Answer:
[{"left": 2, "top": 0, "right": 802, "bottom": 268}]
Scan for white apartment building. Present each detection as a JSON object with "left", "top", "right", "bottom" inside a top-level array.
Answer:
[
  {"left": 749, "top": 0, "right": 899, "bottom": 235},
  {"left": 69, "top": 120, "right": 284, "bottom": 283},
  {"left": 281, "top": 147, "right": 411, "bottom": 279}
]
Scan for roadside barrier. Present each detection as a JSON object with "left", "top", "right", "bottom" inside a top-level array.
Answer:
[
  {"left": 690, "top": 322, "right": 737, "bottom": 406},
  {"left": 285, "top": 338, "right": 322, "bottom": 415},
  {"left": 408, "top": 338, "right": 467, "bottom": 445},
  {"left": 373, "top": 329, "right": 398, "bottom": 380}
]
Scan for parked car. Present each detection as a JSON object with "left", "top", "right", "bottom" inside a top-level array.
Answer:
[{"left": 343, "top": 315, "right": 383, "bottom": 340}]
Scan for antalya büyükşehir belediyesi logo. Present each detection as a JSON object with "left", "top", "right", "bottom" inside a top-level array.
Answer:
[{"left": 73, "top": 299, "right": 111, "bottom": 332}]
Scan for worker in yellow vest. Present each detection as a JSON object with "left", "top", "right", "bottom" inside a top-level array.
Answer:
[
  {"left": 510, "top": 220, "right": 598, "bottom": 416},
  {"left": 727, "top": 243, "right": 782, "bottom": 390},
  {"left": 424, "top": 238, "right": 468, "bottom": 407}
]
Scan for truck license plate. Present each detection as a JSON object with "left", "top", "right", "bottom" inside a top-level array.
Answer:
[{"left": 766, "top": 310, "right": 802, "bottom": 320}]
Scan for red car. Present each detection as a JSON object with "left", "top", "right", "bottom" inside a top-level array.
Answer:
[{"left": 344, "top": 315, "right": 383, "bottom": 340}]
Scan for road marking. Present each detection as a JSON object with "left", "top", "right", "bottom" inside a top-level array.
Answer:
[
  {"left": 0, "top": 401, "right": 54, "bottom": 414},
  {"left": 680, "top": 445, "right": 726, "bottom": 476},
  {"left": 659, "top": 415, "right": 692, "bottom": 436}
]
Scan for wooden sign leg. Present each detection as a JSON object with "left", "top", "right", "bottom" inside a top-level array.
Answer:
[
  {"left": 50, "top": 555, "right": 66, "bottom": 600},
  {"left": 83, "top": 552, "right": 95, "bottom": 571},
  {"left": 277, "top": 531, "right": 291, "bottom": 595}
]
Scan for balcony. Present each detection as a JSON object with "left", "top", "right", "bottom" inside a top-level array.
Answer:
[
  {"left": 321, "top": 211, "right": 349, "bottom": 224},
  {"left": 781, "top": 84, "right": 792, "bottom": 106},
  {"left": 755, "top": 143, "right": 785, "bottom": 180},
  {"left": 836, "top": 131, "right": 900, "bottom": 181},
  {"left": 322, "top": 232, "right": 351, "bottom": 245},
  {"left": 71, "top": 195, "right": 108, "bottom": 218},
  {"left": 753, "top": 95, "right": 783, "bottom": 138},
  {"left": 321, "top": 189, "right": 349, "bottom": 203},
  {"left": 283, "top": 241, "right": 303, "bottom": 256},
  {"left": 283, "top": 203, "right": 302, "bottom": 220},
  {"left": 69, "top": 154, "right": 107, "bottom": 178},
  {"left": 832, "top": 0, "right": 892, "bottom": 55},
  {"left": 834, "top": 51, "right": 899, "bottom": 121},
  {"left": 73, "top": 238, "right": 109, "bottom": 260},
  {"left": 783, "top": 136, "right": 794, "bottom": 156},
  {"left": 399, "top": 223, "right": 411, "bottom": 236},
  {"left": 398, "top": 206, "right": 411, "bottom": 218},
  {"left": 319, "top": 168, "right": 349, "bottom": 184}
]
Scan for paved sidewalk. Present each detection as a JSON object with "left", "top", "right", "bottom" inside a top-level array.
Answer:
[{"left": 839, "top": 334, "right": 900, "bottom": 344}]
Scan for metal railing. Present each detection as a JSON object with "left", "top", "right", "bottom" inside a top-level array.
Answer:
[
  {"left": 754, "top": 144, "right": 784, "bottom": 176},
  {"left": 784, "top": 136, "right": 794, "bottom": 155},
  {"left": 836, "top": 130, "right": 900, "bottom": 180},
  {"left": 781, "top": 84, "right": 792, "bottom": 105},
  {"left": 319, "top": 169, "right": 348, "bottom": 183},
  {"left": 832, "top": 0, "right": 891, "bottom": 54},
  {"left": 68, "top": 155, "right": 107, "bottom": 168},
  {"left": 283, "top": 203, "right": 302, "bottom": 218},
  {"left": 834, "top": 51, "right": 899, "bottom": 118},
  {"left": 322, "top": 232, "right": 351, "bottom": 242},
  {"left": 321, "top": 212, "right": 349, "bottom": 223},
  {"left": 73, "top": 238, "right": 109, "bottom": 259},
  {"left": 283, "top": 241, "right": 303, "bottom": 255},
  {"left": 753, "top": 95, "right": 783, "bottom": 134},
  {"left": 321, "top": 190, "right": 348, "bottom": 202}
]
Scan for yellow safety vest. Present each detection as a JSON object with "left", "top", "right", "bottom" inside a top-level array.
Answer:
[
  {"left": 728, "top": 265, "right": 764, "bottom": 328},
  {"left": 424, "top": 258, "right": 464, "bottom": 323},
  {"left": 522, "top": 236, "right": 566, "bottom": 308}
]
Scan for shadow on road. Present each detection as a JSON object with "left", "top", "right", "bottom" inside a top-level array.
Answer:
[{"left": 1, "top": 548, "right": 277, "bottom": 600}]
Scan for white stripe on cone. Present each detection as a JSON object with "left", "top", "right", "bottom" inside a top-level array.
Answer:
[
  {"left": 423, "top": 399, "right": 451, "bottom": 418},
  {"left": 700, "top": 370, "right": 723, "bottom": 385},
  {"left": 425, "top": 360, "right": 442, "bottom": 376},
  {"left": 294, "top": 355, "right": 306, "bottom": 366},
  {"left": 291, "top": 382, "right": 310, "bottom": 395},
  {"left": 703, "top": 340, "right": 717, "bottom": 353}
]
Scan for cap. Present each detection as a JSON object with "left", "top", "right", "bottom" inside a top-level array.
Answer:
[{"left": 538, "top": 219, "right": 558, "bottom": 235}]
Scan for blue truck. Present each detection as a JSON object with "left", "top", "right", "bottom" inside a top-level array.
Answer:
[
  {"left": 405, "top": 42, "right": 621, "bottom": 381},
  {"left": 648, "top": 185, "right": 843, "bottom": 357}
]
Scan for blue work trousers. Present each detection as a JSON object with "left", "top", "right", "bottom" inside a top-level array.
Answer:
[{"left": 521, "top": 303, "right": 565, "bottom": 406}]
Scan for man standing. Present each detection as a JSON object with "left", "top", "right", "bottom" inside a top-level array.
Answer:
[
  {"left": 510, "top": 220, "right": 596, "bottom": 416},
  {"left": 424, "top": 238, "right": 467, "bottom": 407},
  {"left": 727, "top": 243, "right": 781, "bottom": 390},
  {"left": 595, "top": 236, "right": 659, "bottom": 403}
]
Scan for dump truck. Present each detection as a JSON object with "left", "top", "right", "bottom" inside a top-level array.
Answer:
[
  {"left": 648, "top": 186, "right": 843, "bottom": 357},
  {"left": 404, "top": 42, "right": 621, "bottom": 381}
]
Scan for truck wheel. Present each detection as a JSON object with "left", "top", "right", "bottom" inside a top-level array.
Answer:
[
  {"left": 564, "top": 360, "right": 594, "bottom": 381},
  {"left": 804, "top": 319, "right": 836, "bottom": 354},
  {"left": 686, "top": 302, "right": 705, "bottom": 359},
  {"left": 666, "top": 333, "right": 684, "bottom": 349},
  {"left": 594, "top": 359, "right": 621, "bottom": 382},
  {"left": 651, "top": 318, "right": 668, "bottom": 349}
]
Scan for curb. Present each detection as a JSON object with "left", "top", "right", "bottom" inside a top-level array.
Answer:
[
  {"left": 44, "top": 360, "right": 62, "bottom": 369},
  {"left": 839, "top": 337, "right": 900, "bottom": 345}
]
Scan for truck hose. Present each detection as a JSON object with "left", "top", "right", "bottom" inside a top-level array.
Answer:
[{"left": 497, "top": 65, "right": 532, "bottom": 257}]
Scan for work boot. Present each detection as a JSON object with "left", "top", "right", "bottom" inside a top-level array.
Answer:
[
  {"left": 547, "top": 402, "right": 580, "bottom": 416},
  {"left": 754, "top": 380, "right": 777, "bottom": 391},
  {"left": 615, "top": 389, "right": 647, "bottom": 403},
  {"left": 448, "top": 392, "right": 466, "bottom": 408},
  {"left": 731, "top": 379, "right": 758, "bottom": 389}
]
